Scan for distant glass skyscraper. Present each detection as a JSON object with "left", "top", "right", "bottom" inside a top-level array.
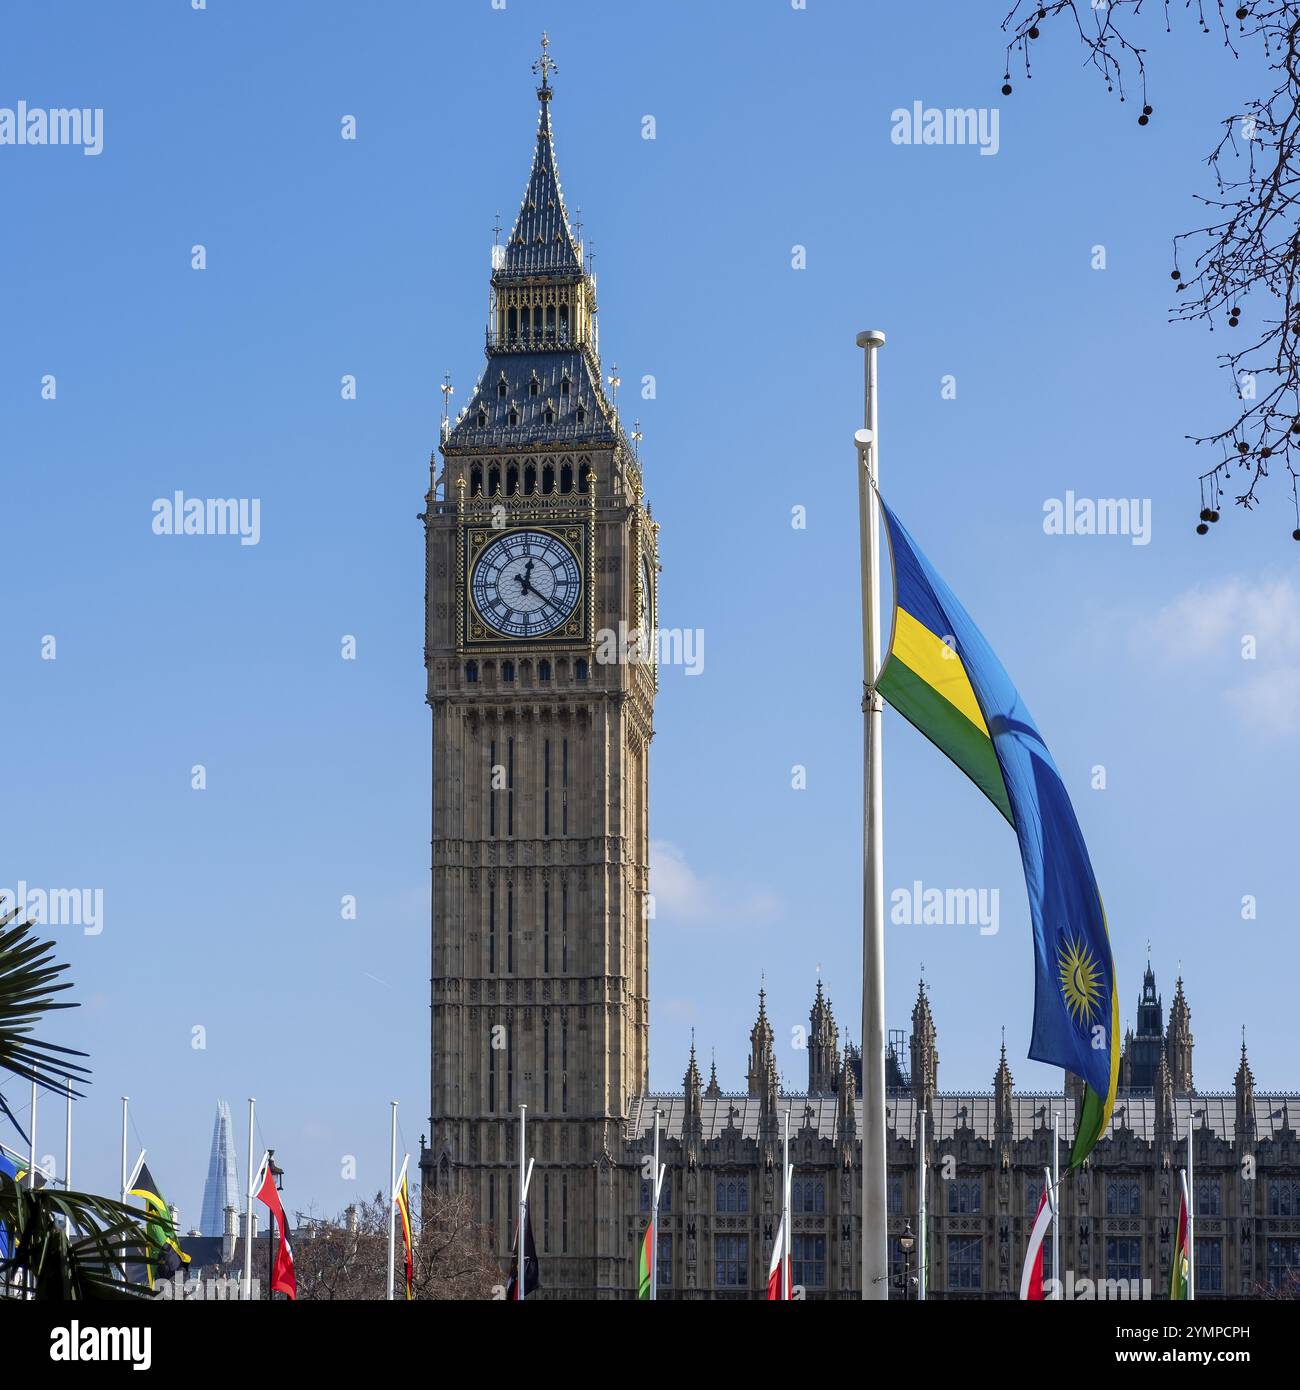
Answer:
[{"left": 199, "top": 1100, "right": 240, "bottom": 1237}]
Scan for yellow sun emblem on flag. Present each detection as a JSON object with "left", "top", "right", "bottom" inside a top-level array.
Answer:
[{"left": 1058, "top": 936, "right": 1104, "bottom": 1025}]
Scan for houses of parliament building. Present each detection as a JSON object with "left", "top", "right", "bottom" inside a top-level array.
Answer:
[{"left": 418, "top": 40, "right": 1300, "bottom": 1301}]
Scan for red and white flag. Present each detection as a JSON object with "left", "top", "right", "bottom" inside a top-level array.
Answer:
[
  {"left": 255, "top": 1159, "right": 297, "bottom": 1300},
  {"left": 766, "top": 1212, "right": 790, "bottom": 1301},
  {"left": 1019, "top": 1169, "right": 1054, "bottom": 1301}
]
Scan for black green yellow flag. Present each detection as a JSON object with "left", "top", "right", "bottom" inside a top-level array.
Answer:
[{"left": 127, "top": 1161, "right": 191, "bottom": 1288}]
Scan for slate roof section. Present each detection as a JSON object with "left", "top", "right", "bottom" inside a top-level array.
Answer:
[
  {"left": 499, "top": 96, "right": 583, "bottom": 280},
  {"left": 627, "top": 1093, "right": 1299, "bottom": 1146},
  {"left": 445, "top": 349, "right": 617, "bottom": 451}
]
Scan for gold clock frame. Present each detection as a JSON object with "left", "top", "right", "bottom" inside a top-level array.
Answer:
[{"left": 456, "top": 484, "right": 595, "bottom": 652}]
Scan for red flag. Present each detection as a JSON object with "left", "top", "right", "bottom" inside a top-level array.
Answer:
[
  {"left": 766, "top": 1212, "right": 790, "bottom": 1301},
  {"left": 1019, "top": 1175, "right": 1053, "bottom": 1301},
  {"left": 255, "top": 1161, "right": 297, "bottom": 1300}
]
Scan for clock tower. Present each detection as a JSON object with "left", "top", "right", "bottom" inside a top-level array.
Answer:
[{"left": 420, "top": 37, "right": 658, "bottom": 1300}]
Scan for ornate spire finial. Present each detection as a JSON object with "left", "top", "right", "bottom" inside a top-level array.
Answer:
[{"left": 533, "top": 31, "right": 557, "bottom": 99}]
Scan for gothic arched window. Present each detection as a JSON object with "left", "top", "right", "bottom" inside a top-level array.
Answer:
[
  {"left": 560, "top": 375, "right": 570, "bottom": 397},
  {"left": 508, "top": 408, "right": 518, "bottom": 427},
  {"left": 524, "top": 464, "right": 536, "bottom": 495},
  {"left": 501, "top": 660, "right": 515, "bottom": 683},
  {"left": 498, "top": 379, "right": 508, "bottom": 397},
  {"left": 488, "top": 466, "right": 501, "bottom": 496},
  {"left": 544, "top": 407, "right": 554, "bottom": 424},
  {"left": 578, "top": 468, "right": 589, "bottom": 493},
  {"left": 476, "top": 411, "right": 487, "bottom": 428},
  {"left": 575, "top": 405, "right": 586, "bottom": 423},
  {"left": 575, "top": 658, "right": 589, "bottom": 682},
  {"left": 507, "top": 308, "right": 517, "bottom": 342},
  {"left": 529, "top": 376, "right": 540, "bottom": 397},
  {"left": 470, "top": 466, "right": 483, "bottom": 496},
  {"left": 465, "top": 661, "right": 478, "bottom": 683},
  {"left": 506, "top": 464, "right": 519, "bottom": 495},
  {"left": 560, "top": 463, "right": 573, "bottom": 493},
  {"left": 558, "top": 304, "right": 569, "bottom": 342},
  {"left": 542, "top": 464, "right": 555, "bottom": 495},
  {"left": 538, "top": 660, "right": 551, "bottom": 682}
]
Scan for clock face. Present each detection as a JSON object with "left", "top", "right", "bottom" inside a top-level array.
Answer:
[{"left": 470, "top": 529, "right": 582, "bottom": 639}]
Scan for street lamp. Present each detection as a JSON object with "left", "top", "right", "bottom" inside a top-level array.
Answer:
[
  {"left": 898, "top": 1221, "right": 916, "bottom": 1301},
  {"left": 267, "top": 1150, "right": 284, "bottom": 1300}
]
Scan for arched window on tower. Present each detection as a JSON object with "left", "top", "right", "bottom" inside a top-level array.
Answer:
[
  {"left": 498, "top": 379, "right": 508, "bottom": 398},
  {"left": 501, "top": 660, "right": 516, "bottom": 682},
  {"left": 470, "top": 466, "right": 483, "bottom": 496},
  {"left": 506, "top": 464, "right": 519, "bottom": 495},
  {"left": 465, "top": 661, "right": 479, "bottom": 683},
  {"left": 544, "top": 406, "right": 554, "bottom": 424},
  {"left": 488, "top": 465, "right": 501, "bottom": 496},
  {"left": 507, "top": 308, "right": 517, "bottom": 343},
  {"left": 575, "top": 658, "right": 589, "bottom": 682},
  {"left": 542, "top": 464, "right": 555, "bottom": 494},
  {"left": 529, "top": 376, "right": 540, "bottom": 397},
  {"left": 560, "top": 375, "right": 570, "bottom": 397},
  {"left": 560, "top": 463, "right": 573, "bottom": 493},
  {"left": 476, "top": 410, "right": 487, "bottom": 428},
  {"left": 578, "top": 468, "right": 589, "bottom": 493},
  {"left": 546, "top": 304, "right": 555, "bottom": 340},
  {"left": 575, "top": 405, "right": 586, "bottom": 424},
  {"left": 538, "top": 659, "right": 551, "bottom": 682},
  {"left": 508, "top": 408, "right": 518, "bottom": 427},
  {"left": 520, "top": 305, "right": 531, "bottom": 341},
  {"left": 558, "top": 304, "right": 569, "bottom": 343}
]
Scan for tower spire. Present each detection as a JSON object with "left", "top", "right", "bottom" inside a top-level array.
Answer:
[{"left": 532, "top": 30, "right": 556, "bottom": 100}]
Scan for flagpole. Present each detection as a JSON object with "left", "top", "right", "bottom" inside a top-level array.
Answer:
[
  {"left": 243, "top": 1098, "right": 256, "bottom": 1300},
  {"left": 120, "top": 1095, "right": 128, "bottom": 1202},
  {"left": 387, "top": 1100, "right": 398, "bottom": 1302},
  {"left": 917, "top": 1105, "right": 926, "bottom": 1301},
  {"left": 1187, "top": 1119, "right": 1195, "bottom": 1300},
  {"left": 64, "top": 1077, "right": 72, "bottom": 1193},
  {"left": 28, "top": 1080, "right": 36, "bottom": 1191},
  {"left": 651, "top": 1107, "right": 660, "bottom": 1301},
  {"left": 854, "top": 327, "right": 888, "bottom": 1302},
  {"left": 782, "top": 1106, "right": 792, "bottom": 1301},
  {"left": 1052, "top": 1109, "right": 1060, "bottom": 1300},
  {"left": 517, "top": 1103, "right": 526, "bottom": 1303}
]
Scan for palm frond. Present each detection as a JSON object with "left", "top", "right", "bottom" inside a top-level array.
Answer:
[
  {"left": 0, "top": 1174, "right": 149, "bottom": 1299},
  {"left": 0, "top": 912, "right": 90, "bottom": 1096}
]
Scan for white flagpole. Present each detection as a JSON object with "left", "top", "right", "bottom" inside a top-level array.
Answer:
[
  {"left": 917, "top": 1105, "right": 926, "bottom": 1301},
  {"left": 782, "top": 1107, "right": 792, "bottom": 1301},
  {"left": 387, "top": 1100, "right": 398, "bottom": 1301},
  {"left": 517, "top": 1103, "right": 527, "bottom": 1302},
  {"left": 855, "top": 327, "right": 888, "bottom": 1301},
  {"left": 651, "top": 1107, "right": 661, "bottom": 1301},
  {"left": 1187, "top": 1119, "right": 1195, "bottom": 1300},
  {"left": 119, "top": 1095, "right": 129, "bottom": 1201},
  {"left": 243, "top": 1099, "right": 257, "bottom": 1299},
  {"left": 1052, "top": 1110, "right": 1061, "bottom": 1300},
  {"left": 28, "top": 1080, "right": 36, "bottom": 1191},
  {"left": 64, "top": 1077, "right": 72, "bottom": 1193}
]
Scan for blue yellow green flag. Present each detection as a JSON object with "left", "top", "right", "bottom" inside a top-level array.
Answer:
[{"left": 876, "top": 498, "right": 1119, "bottom": 1167}]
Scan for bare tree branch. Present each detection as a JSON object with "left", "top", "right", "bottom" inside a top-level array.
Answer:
[{"left": 1001, "top": 1, "right": 1300, "bottom": 537}]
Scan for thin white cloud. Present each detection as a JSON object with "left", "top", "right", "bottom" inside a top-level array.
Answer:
[
  {"left": 650, "top": 840, "right": 780, "bottom": 926},
  {"left": 1139, "top": 575, "right": 1300, "bottom": 736}
]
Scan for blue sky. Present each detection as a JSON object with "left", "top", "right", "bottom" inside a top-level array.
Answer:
[{"left": 1, "top": 0, "right": 1295, "bottom": 1229}]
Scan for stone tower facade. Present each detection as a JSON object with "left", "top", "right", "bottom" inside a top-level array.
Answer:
[{"left": 420, "top": 40, "right": 659, "bottom": 1300}]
